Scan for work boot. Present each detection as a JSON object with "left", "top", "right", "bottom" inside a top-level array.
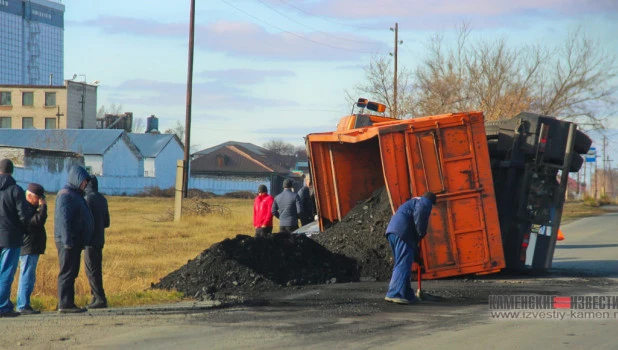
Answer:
[
  {"left": 87, "top": 302, "right": 107, "bottom": 309},
  {"left": 58, "top": 307, "right": 87, "bottom": 314},
  {"left": 0, "top": 310, "right": 21, "bottom": 317},
  {"left": 384, "top": 297, "right": 410, "bottom": 304},
  {"left": 17, "top": 307, "right": 41, "bottom": 315},
  {"left": 88, "top": 298, "right": 107, "bottom": 309}
]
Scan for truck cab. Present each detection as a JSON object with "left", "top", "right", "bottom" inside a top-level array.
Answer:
[{"left": 336, "top": 98, "right": 396, "bottom": 131}]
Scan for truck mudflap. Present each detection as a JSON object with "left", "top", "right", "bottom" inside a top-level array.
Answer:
[{"left": 307, "top": 111, "right": 506, "bottom": 279}]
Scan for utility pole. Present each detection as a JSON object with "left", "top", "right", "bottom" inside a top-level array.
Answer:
[
  {"left": 594, "top": 154, "right": 598, "bottom": 199},
  {"left": 182, "top": 0, "right": 195, "bottom": 199},
  {"left": 390, "top": 23, "right": 399, "bottom": 119},
  {"left": 608, "top": 157, "right": 614, "bottom": 199},
  {"left": 55, "top": 106, "right": 63, "bottom": 129},
  {"left": 583, "top": 158, "right": 587, "bottom": 198},
  {"left": 602, "top": 135, "right": 607, "bottom": 196}
]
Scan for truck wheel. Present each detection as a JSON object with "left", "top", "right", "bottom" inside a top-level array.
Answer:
[
  {"left": 573, "top": 130, "right": 592, "bottom": 154},
  {"left": 569, "top": 153, "right": 584, "bottom": 172}
]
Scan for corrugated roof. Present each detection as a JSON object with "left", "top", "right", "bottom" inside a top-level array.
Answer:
[
  {"left": 192, "top": 141, "right": 269, "bottom": 157},
  {"left": 191, "top": 143, "right": 289, "bottom": 175},
  {"left": 127, "top": 133, "right": 180, "bottom": 158},
  {"left": 0, "top": 129, "right": 125, "bottom": 155}
]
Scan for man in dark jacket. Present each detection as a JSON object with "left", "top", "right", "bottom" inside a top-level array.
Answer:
[
  {"left": 298, "top": 176, "right": 316, "bottom": 226},
  {"left": 0, "top": 159, "right": 32, "bottom": 318},
  {"left": 55, "top": 165, "right": 94, "bottom": 313},
  {"left": 384, "top": 192, "right": 436, "bottom": 305},
  {"left": 84, "top": 175, "right": 110, "bottom": 309},
  {"left": 271, "top": 179, "right": 302, "bottom": 233},
  {"left": 16, "top": 183, "right": 47, "bottom": 315}
]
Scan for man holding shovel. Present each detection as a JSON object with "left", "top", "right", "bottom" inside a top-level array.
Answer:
[{"left": 384, "top": 192, "right": 436, "bottom": 305}]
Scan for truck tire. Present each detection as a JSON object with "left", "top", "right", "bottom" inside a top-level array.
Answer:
[
  {"left": 573, "top": 130, "right": 592, "bottom": 154},
  {"left": 569, "top": 153, "right": 584, "bottom": 172}
]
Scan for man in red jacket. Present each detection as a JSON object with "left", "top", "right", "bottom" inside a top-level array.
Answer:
[{"left": 253, "top": 185, "right": 274, "bottom": 238}]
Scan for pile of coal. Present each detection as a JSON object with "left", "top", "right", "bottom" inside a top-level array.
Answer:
[
  {"left": 151, "top": 232, "right": 359, "bottom": 300},
  {"left": 312, "top": 187, "right": 394, "bottom": 281}
]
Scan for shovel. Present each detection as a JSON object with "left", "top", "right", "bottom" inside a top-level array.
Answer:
[
  {"left": 415, "top": 239, "right": 442, "bottom": 302},
  {"left": 415, "top": 241, "right": 424, "bottom": 300}
]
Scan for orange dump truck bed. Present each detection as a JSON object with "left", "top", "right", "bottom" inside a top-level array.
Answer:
[{"left": 307, "top": 111, "right": 506, "bottom": 279}]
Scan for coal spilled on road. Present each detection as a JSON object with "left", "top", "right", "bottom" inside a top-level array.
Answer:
[{"left": 151, "top": 188, "right": 396, "bottom": 300}]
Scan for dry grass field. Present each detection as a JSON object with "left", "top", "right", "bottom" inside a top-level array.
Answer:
[
  {"left": 561, "top": 200, "right": 608, "bottom": 223},
  {"left": 12, "top": 195, "right": 256, "bottom": 311}
]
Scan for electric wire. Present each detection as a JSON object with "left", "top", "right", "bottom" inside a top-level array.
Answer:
[
  {"left": 220, "top": 0, "right": 379, "bottom": 54},
  {"left": 277, "top": 0, "right": 379, "bottom": 31},
  {"left": 254, "top": 0, "right": 376, "bottom": 45}
]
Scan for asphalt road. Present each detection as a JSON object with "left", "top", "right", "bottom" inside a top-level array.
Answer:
[{"left": 2, "top": 211, "right": 617, "bottom": 350}]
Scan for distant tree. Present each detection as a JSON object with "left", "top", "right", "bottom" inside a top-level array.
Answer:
[
  {"left": 354, "top": 24, "right": 617, "bottom": 126},
  {"left": 162, "top": 121, "right": 200, "bottom": 152},
  {"left": 294, "top": 145, "right": 307, "bottom": 160},
  {"left": 263, "top": 139, "right": 296, "bottom": 156},
  {"left": 164, "top": 120, "right": 185, "bottom": 141},
  {"left": 415, "top": 25, "right": 617, "bottom": 124},
  {"left": 96, "top": 103, "right": 124, "bottom": 119},
  {"left": 345, "top": 55, "right": 415, "bottom": 119},
  {"left": 133, "top": 117, "right": 145, "bottom": 133}
]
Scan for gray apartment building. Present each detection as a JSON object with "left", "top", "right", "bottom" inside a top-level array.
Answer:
[{"left": 0, "top": 0, "right": 65, "bottom": 86}]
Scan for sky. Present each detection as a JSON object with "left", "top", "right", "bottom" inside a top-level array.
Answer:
[{"left": 63, "top": 0, "right": 618, "bottom": 163}]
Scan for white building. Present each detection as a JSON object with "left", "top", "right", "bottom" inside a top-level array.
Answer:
[{"left": 127, "top": 133, "right": 184, "bottom": 189}]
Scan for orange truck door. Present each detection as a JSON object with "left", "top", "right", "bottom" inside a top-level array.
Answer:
[{"left": 378, "top": 112, "right": 504, "bottom": 279}]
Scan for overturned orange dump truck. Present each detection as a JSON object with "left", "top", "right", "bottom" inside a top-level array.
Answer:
[
  {"left": 307, "top": 99, "right": 592, "bottom": 279},
  {"left": 307, "top": 110, "right": 506, "bottom": 279}
]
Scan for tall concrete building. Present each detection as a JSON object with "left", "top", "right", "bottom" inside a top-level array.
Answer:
[{"left": 0, "top": 0, "right": 65, "bottom": 86}]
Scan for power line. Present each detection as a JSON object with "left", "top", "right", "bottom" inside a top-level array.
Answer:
[
  {"left": 277, "top": 0, "right": 379, "bottom": 31},
  {"left": 254, "top": 0, "right": 376, "bottom": 45},
  {"left": 220, "top": 0, "right": 377, "bottom": 54}
]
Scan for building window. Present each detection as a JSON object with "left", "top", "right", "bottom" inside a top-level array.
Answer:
[
  {"left": 45, "top": 92, "right": 56, "bottom": 107},
  {"left": 22, "top": 117, "right": 34, "bottom": 129},
  {"left": 0, "top": 92, "right": 11, "bottom": 106},
  {"left": 0, "top": 117, "right": 12, "bottom": 128},
  {"left": 22, "top": 92, "right": 34, "bottom": 106},
  {"left": 45, "top": 118, "right": 56, "bottom": 129}
]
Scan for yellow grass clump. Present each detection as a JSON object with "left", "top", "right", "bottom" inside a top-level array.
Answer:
[{"left": 11, "top": 195, "right": 257, "bottom": 311}]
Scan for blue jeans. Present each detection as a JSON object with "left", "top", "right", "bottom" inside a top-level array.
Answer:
[
  {"left": 386, "top": 234, "right": 416, "bottom": 301},
  {"left": 0, "top": 247, "right": 21, "bottom": 312},
  {"left": 17, "top": 254, "right": 40, "bottom": 310}
]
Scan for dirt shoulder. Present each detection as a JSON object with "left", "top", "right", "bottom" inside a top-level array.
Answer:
[{"left": 560, "top": 201, "right": 614, "bottom": 224}]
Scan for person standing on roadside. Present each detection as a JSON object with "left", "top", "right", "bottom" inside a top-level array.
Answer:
[
  {"left": 298, "top": 175, "right": 316, "bottom": 226},
  {"left": 84, "top": 175, "right": 110, "bottom": 309},
  {"left": 55, "top": 165, "right": 94, "bottom": 313},
  {"left": 271, "top": 179, "right": 302, "bottom": 233},
  {"left": 384, "top": 192, "right": 436, "bottom": 305},
  {"left": 253, "top": 184, "right": 274, "bottom": 238},
  {"left": 0, "top": 159, "right": 32, "bottom": 318},
  {"left": 16, "top": 183, "right": 47, "bottom": 315}
]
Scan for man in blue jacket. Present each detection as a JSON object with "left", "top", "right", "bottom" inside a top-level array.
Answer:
[
  {"left": 384, "top": 192, "right": 436, "bottom": 304},
  {"left": 271, "top": 179, "right": 302, "bottom": 233},
  {"left": 0, "top": 159, "right": 32, "bottom": 318},
  {"left": 55, "top": 166, "right": 94, "bottom": 313}
]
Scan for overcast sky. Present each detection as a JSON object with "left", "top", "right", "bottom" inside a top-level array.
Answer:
[{"left": 64, "top": 0, "right": 618, "bottom": 164}]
